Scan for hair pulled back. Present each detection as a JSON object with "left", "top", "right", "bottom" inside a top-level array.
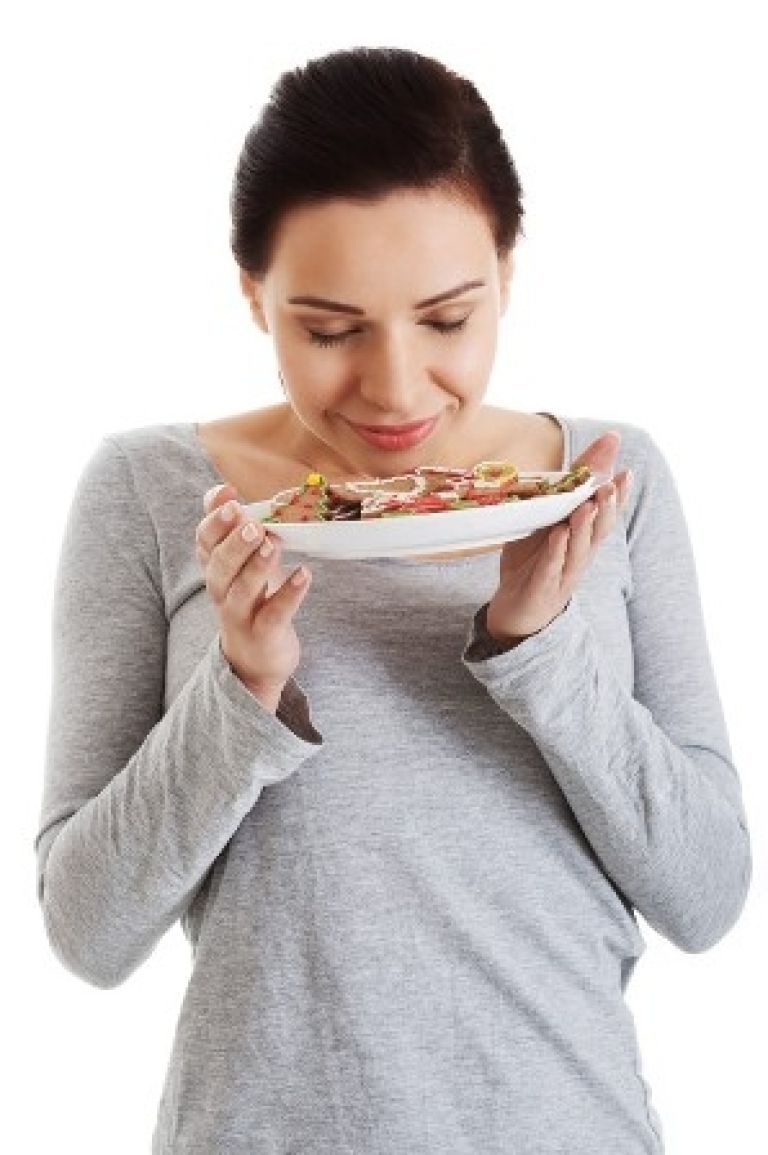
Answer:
[{"left": 230, "top": 47, "right": 525, "bottom": 277}]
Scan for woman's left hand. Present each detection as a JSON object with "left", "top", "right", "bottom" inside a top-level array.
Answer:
[{"left": 485, "top": 431, "right": 633, "bottom": 646}]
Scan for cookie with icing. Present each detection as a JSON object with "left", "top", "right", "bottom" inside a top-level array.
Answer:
[{"left": 263, "top": 461, "right": 584, "bottom": 523}]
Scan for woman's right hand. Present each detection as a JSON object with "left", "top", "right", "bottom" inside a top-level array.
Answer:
[{"left": 195, "top": 483, "right": 313, "bottom": 712}]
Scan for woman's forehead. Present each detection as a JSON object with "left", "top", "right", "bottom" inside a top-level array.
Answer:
[{"left": 267, "top": 191, "right": 500, "bottom": 296}]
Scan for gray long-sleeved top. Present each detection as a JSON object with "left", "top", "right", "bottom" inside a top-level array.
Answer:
[{"left": 34, "top": 413, "right": 752, "bottom": 1154}]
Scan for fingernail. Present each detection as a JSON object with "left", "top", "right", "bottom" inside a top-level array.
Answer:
[{"left": 204, "top": 483, "right": 226, "bottom": 509}]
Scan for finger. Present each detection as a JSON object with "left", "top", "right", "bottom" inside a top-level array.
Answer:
[
  {"left": 599, "top": 469, "right": 632, "bottom": 503},
  {"left": 251, "top": 563, "right": 313, "bottom": 632},
  {"left": 570, "top": 430, "right": 622, "bottom": 475},
  {"left": 232, "top": 528, "right": 287, "bottom": 616},
  {"left": 617, "top": 468, "right": 633, "bottom": 506},
  {"left": 561, "top": 499, "right": 599, "bottom": 584},
  {"left": 203, "top": 482, "right": 239, "bottom": 515},
  {"left": 591, "top": 479, "right": 617, "bottom": 540},
  {"left": 592, "top": 467, "right": 634, "bottom": 542},
  {"left": 207, "top": 518, "right": 282, "bottom": 609},
  {"left": 196, "top": 487, "right": 239, "bottom": 557},
  {"left": 535, "top": 520, "right": 570, "bottom": 590},
  {"left": 225, "top": 547, "right": 282, "bottom": 624},
  {"left": 197, "top": 496, "right": 262, "bottom": 563}
]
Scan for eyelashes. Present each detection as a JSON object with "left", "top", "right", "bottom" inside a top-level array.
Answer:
[{"left": 307, "top": 317, "right": 470, "bottom": 347}]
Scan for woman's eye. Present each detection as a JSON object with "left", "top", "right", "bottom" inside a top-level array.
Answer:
[
  {"left": 307, "top": 316, "right": 470, "bottom": 347},
  {"left": 307, "top": 330, "right": 355, "bottom": 347},
  {"left": 430, "top": 317, "right": 470, "bottom": 335}
]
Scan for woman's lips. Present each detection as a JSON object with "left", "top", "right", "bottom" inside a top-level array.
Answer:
[{"left": 348, "top": 416, "right": 439, "bottom": 450}]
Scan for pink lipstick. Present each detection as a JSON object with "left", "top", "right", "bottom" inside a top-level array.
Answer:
[{"left": 348, "top": 416, "right": 439, "bottom": 450}]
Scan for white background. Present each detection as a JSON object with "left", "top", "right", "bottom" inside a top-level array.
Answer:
[{"left": 3, "top": 2, "right": 766, "bottom": 1152}]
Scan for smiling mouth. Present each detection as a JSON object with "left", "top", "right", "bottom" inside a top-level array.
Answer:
[
  {"left": 349, "top": 418, "right": 438, "bottom": 434},
  {"left": 345, "top": 415, "right": 440, "bottom": 451}
]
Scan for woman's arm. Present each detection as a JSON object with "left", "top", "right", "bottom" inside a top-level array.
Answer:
[
  {"left": 34, "top": 437, "right": 322, "bottom": 989},
  {"left": 462, "top": 428, "right": 752, "bottom": 953}
]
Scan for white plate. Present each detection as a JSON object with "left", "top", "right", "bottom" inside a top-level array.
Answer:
[{"left": 243, "top": 469, "right": 610, "bottom": 560}]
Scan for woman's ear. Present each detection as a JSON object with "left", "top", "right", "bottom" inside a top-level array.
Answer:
[{"left": 239, "top": 269, "right": 269, "bottom": 333}]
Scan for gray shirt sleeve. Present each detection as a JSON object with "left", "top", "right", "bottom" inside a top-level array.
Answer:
[
  {"left": 34, "top": 437, "right": 323, "bottom": 989},
  {"left": 462, "top": 430, "right": 752, "bottom": 954}
]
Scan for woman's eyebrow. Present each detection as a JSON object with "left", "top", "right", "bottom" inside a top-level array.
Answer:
[{"left": 287, "top": 279, "right": 486, "bottom": 316}]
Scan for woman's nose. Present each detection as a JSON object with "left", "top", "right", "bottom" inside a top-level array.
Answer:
[{"left": 356, "top": 329, "right": 424, "bottom": 413}]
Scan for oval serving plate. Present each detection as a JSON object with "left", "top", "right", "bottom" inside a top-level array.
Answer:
[{"left": 242, "top": 469, "right": 609, "bottom": 560}]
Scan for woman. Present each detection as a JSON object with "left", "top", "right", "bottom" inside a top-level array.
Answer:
[{"left": 35, "top": 47, "right": 751, "bottom": 1154}]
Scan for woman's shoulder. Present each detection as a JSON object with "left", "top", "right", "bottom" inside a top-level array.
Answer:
[
  {"left": 566, "top": 413, "right": 653, "bottom": 465},
  {"left": 85, "top": 420, "right": 215, "bottom": 512},
  {"left": 67, "top": 420, "right": 215, "bottom": 546},
  {"left": 566, "top": 416, "right": 672, "bottom": 538},
  {"left": 63, "top": 423, "right": 188, "bottom": 512},
  {"left": 568, "top": 415, "right": 692, "bottom": 563},
  {"left": 63, "top": 421, "right": 223, "bottom": 611},
  {"left": 107, "top": 419, "right": 206, "bottom": 474}
]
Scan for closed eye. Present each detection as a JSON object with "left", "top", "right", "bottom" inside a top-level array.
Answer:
[{"left": 307, "top": 316, "right": 471, "bottom": 347}]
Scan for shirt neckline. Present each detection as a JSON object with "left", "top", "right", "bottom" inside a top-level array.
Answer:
[{"left": 182, "top": 413, "right": 572, "bottom": 570}]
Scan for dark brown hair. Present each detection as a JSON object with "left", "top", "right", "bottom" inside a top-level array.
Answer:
[{"left": 230, "top": 46, "right": 525, "bottom": 276}]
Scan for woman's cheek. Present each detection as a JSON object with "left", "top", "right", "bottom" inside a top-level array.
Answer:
[{"left": 441, "top": 327, "right": 497, "bottom": 386}]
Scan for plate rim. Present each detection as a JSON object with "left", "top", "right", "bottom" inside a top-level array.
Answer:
[{"left": 241, "top": 469, "right": 609, "bottom": 560}]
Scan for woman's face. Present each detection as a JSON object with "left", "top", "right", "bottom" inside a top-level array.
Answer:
[{"left": 240, "top": 187, "right": 513, "bottom": 478}]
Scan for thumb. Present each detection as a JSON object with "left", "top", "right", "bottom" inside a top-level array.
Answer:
[{"left": 570, "top": 429, "right": 621, "bottom": 473}]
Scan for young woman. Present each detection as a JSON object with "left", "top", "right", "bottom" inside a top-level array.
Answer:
[{"left": 35, "top": 47, "right": 751, "bottom": 1154}]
